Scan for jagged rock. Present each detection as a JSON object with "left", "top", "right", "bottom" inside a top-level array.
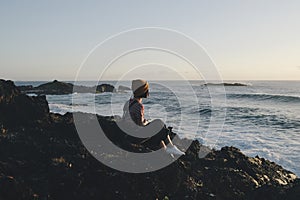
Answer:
[
  {"left": 0, "top": 80, "right": 20, "bottom": 102},
  {"left": 0, "top": 79, "right": 50, "bottom": 127},
  {"left": 96, "top": 84, "right": 115, "bottom": 93}
]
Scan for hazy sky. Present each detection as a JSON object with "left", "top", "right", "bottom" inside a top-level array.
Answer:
[{"left": 1, "top": 0, "right": 300, "bottom": 81}]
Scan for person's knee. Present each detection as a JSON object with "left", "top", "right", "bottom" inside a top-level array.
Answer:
[{"left": 150, "top": 119, "right": 165, "bottom": 128}]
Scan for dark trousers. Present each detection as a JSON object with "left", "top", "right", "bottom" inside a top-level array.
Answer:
[{"left": 115, "top": 119, "right": 174, "bottom": 151}]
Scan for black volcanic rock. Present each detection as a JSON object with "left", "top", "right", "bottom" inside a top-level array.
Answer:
[
  {"left": 0, "top": 175, "right": 31, "bottom": 200},
  {"left": 17, "top": 85, "right": 34, "bottom": 93},
  {"left": 0, "top": 79, "right": 299, "bottom": 200},
  {"left": 0, "top": 80, "right": 20, "bottom": 102},
  {"left": 0, "top": 79, "right": 50, "bottom": 127}
]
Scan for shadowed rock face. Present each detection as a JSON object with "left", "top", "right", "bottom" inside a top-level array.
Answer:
[
  {"left": 0, "top": 79, "right": 299, "bottom": 200},
  {"left": 0, "top": 79, "right": 50, "bottom": 127},
  {"left": 96, "top": 83, "right": 115, "bottom": 93},
  {"left": 35, "top": 80, "right": 73, "bottom": 94}
]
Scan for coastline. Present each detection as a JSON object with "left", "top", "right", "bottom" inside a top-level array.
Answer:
[{"left": 0, "top": 79, "right": 299, "bottom": 199}]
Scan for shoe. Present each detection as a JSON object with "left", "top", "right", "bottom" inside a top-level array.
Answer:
[{"left": 166, "top": 145, "right": 185, "bottom": 156}]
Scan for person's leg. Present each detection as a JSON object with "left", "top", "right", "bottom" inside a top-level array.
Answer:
[
  {"left": 166, "top": 134, "right": 174, "bottom": 146},
  {"left": 142, "top": 120, "right": 185, "bottom": 155},
  {"left": 140, "top": 119, "right": 168, "bottom": 149},
  {"left": 160, "top": 140, "right": 167, "bottom": 150},
  {"left": 143, "top": 119, "right": 165, "bottom": 137},
  {"left": 158, "top": 134, "right": 176, "bottom": 151}
]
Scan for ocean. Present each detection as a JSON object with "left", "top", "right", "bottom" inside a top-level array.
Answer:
[{"left": 15, "top": 80, "right": 300, "bottom": 176}]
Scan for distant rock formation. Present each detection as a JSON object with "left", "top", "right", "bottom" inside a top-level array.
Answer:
[
  {"left": 17, "top": 80, "right": 116, "bottom": 95},
  {"left": 35, "top": 80, "right": 73, "bottom": 94},
  {"left": 96, "top": 83, "right": 116, "bottom": 93},
  {"left": 0, "top": 79, "right": 299, "bottom": 200},
  {"left": 204, "top": 82, "right": 250, "bottom": 86}
]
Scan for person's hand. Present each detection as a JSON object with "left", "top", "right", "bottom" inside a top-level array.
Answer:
[{"left": 143, "top": 119, "right": 150, "bottom": 126}]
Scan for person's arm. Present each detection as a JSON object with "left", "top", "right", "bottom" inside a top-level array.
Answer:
[
  {"left": 129, "top": 101, "right": 148, "bottom": 126},
  {"left": 140, "top": 105, "right": 149, "bottom": 126},
  {"left": 137, "top": 104, "right": 150, "bottom": 126},
  {"left": 142, "top": 118, "right": 150, "bottom": 126}
]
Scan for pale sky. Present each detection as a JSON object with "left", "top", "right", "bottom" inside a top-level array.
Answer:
[{"left": 1, "top": 0, "right": 300, "bottom": 81}]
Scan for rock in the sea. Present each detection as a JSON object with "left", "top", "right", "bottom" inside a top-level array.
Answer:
[
  {"left": 204, "top": 82, "right": 249, "bottom": 86},
  {"left": 17, "top": 80, "right": 116, "bottom": 95},
  {"left": 34, "top": 80, "right": 73, "bottom": 94},
  {"left": 96, "top": 84, "right": 115, "bottom": 93}
]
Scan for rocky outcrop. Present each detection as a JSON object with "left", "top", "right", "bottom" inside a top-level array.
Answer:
[
  {"left": 34, "top": 80, "right": 73, "bottom": 94},
  {"left": 0, "top": 79, "right": 299, "bottom": 200},
  {"left": 96, "top": 83, "right": 115, "bottom": 93},
  {"left": 0, "top": 79, "right": 50, "bottom": 127},
  {"left": 18, "top": 80, "right": 116, "bottom": 95},
  {"left": 17, "top": 85, "right": 34, "bottom": 92},
  {"left": 204, "top": 82, "right": 249, "bottom": 86}
]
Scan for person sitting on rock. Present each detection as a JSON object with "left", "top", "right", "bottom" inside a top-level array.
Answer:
[{"left": 121, "top": 79, "right": 185, "bottom": 156}]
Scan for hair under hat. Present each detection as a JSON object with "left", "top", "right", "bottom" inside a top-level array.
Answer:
[{"left": 131, "top": 79, "right": 149, "bottom": 98}]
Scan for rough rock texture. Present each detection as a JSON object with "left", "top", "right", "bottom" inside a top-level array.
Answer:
[
  {"left": 0, "top": 79, "right": 299, "bottom": 200},
  {"left": 0, "top": 79, "right": 50, "bottom": 128},
  {"left": 17, "top": 80, "right": 116, "bottom": 95},
  {"left": 96, "top": 83, "right": 115, "bottom": 93}
]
